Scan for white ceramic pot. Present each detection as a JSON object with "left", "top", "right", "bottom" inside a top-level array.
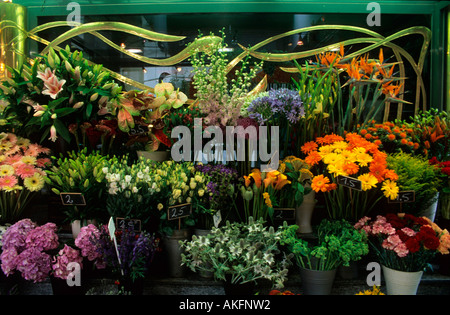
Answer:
[{"left": 382, "top": 265, "right": 423, "bottom": 295}]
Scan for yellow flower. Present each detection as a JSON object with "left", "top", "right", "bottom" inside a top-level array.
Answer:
[
  {"left": 21, "top": 156, "right": 36, "bottom": 165},
  {"left": 381, "top": 179, "right": 399, "bottom": 200},
  {"left": 157, "top": 203, "right": 164, "bottom": 211},
  {"left": 24, "top": 172, "right": 45, "bottom": 192},
  {"left": 0, "top": 165, "right": 14, "bottom": 176},
  {"left": 322, "top": 152, "right": 343, "bottom": 165},
  {"left": 355, "top": 152, "right": 373, "bottom": 167},
  {"left": 327, "top": 163, "right": 347, "bottom": 177},
  {"left": 263, "top": 192, "right": 273, "bottom": 208},
  {"left": 198, "top": 189, "right": 205, "bottom": 197},
  {"left": 330, "top": 141, "right": 349, "bottom": 151},
  {"left": 358, "top": 173, "right": 378, "bottom": 191}
]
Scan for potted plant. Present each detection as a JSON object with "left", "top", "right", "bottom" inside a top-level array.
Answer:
[
  {"left": 45, "top": 148, "right": 109, "bottom": 237},
  {"left": 0, "top": 133, "right": 51, "bottom": 225},
  {"left": 280, "top": 218, "right": 369, "bottom": 295},
  {"left": 0, "top": 219, "right": 84, "bottom": 294},
  {"left": 302, "top": 132, "right": 400, "bottom": 222},
  {"left": 386, "top": 151, "right": 442, "bottom": 219},
  {"left": 180, "top": 217, "right": 292, "bottom": 294},
  {"left": 355, "top": 213, "right": 450, "bottom": 295}
]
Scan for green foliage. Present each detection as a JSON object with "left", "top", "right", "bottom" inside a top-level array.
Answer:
[
  {"left": 180, "top": 217, "right": 293, "bottom": 289},
  {"left": 386, "top": 151, "right": 442, "bottom": 216},
  {"left": 280, "top": 219, "right": 369, "bottom": 271}
]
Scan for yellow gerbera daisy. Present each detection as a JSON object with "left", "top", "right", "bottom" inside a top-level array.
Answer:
[
  {"left": 381, "top": 179, "right": 399, "bottom": 200},
  {"left": 21, "top": 156, "right": 36, "bottom": 165},
  {"left": 0, "top": 165, "right": 14, "bottom": 177},
  {"left": 358, "top": 173, "right": 378, "bottom": 191},
  {"left": 24, "top": 172, "right": 45, "bottom": 192}
]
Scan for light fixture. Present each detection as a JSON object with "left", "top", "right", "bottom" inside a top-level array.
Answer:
[
  {"left": 142, "top": 67, "right": 147, "bottom": 73},
  {"left": 297, "top": 40, "right": 304, "bottom": 46},
  {"left": 120, "top": 43, "right": 126, "bottom": 49},
  {"left": 218, "top": 47, "right": 234, "bottom": 53},
  {"left": 176, "top": 66, "right": 182, "bottom": 72},
  {"left": 126, "top": 48, "right": 143, "bottom": 54}
]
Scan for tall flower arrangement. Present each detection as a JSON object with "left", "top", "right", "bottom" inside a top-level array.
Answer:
[
  {"left": 355, "top": 213, "right": 450, "bottom": 272},
  {"left": 0, "top": 46, "right": 123, "bottom": 145},
  {"left": 0, "top": 133, "right": 51, "bottom": 224},
  {"left": 302, "top": 132, "right": 399, "bottom": 222}
]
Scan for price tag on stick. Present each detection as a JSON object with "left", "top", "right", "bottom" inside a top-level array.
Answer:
[
  {"left": 337, "top": 176, "right": 362, "bottom": 191},
  {"left": 273, "top": 208, "right": 296, "bottom": 222},
  {"left": 168, "top": 203, "right": 192, "bottom": 231},
  {"left": 108, "top": 217, "right": 124, "bottom": 276},
  {"left": 388, "top": 191, "right": 415, "bottom": 203}
]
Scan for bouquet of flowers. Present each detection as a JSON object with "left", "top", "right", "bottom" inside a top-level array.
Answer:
[
  {"left": 194, "top": 163, "right": 239, "bottom": 228},
  {"left": 278, "top": 156, "right": 313, "bottom": 208},
  {"left": 45, "top": 148, "right": 109, "bottom": 223},
  {"left": 302, "top": 132, "right": 399, "bottom": 221},
  {"left": 180, "top": 217, "right": 292, "bottom": 289},
  {"left": 429, "top": 157, "right": 450, "bottom": 220},
  {"left": 0, "top": 219, "right": 83, "bottom": 283},
  {"left": 247, "top": 88, "right": 305, "bottom": 156},
  {"left": 0, "top": 133, "right": 51, "bottom": 224},
  {"left": 0, "top": 46, "right": 123, "bottom": 144},
  {"left": 355, "top": 213, "right": 450, "bottom": 272},
  {"left": 239, "top": 168, "right": 291, "bottom": 223},
  {"left": 357, "top": 120, "right": 421, "bottom": 155},
  {"left": 280, "top": 218, "right": 369, "bottom": 271}
]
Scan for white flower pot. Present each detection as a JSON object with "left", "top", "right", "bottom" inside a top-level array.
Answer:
[
  {"left": 295, "top": 190, "right": 316, "bottom": 234},
  {"left": 382, "top": 265, "right": 423, "bottom": 295},
  {"left": 422, "top": 192, "right": 439, "bottom": 222}
]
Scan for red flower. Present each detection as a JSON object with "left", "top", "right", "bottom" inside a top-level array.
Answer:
[{"left": 405, "top": 238, "right": 420, "bottom": 253}]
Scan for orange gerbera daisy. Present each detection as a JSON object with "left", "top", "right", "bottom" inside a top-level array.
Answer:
[
  {"left": 311, "top": 174, "right": 331, "bottom": 193},
  {"left": 305, "top": 151, "right": 322, "bottom": 166},
  {"left": 301, "top": 141, "right": 318, "bottom": 155},
  {"left": 343, "top": 162, "right": 360, "bottom": 175}
]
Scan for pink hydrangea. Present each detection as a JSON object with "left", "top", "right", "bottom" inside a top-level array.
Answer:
[
  {"left": 52, "top": 244, "right": 83, "bottom": 280},
  {"left": 0, "top": 247, "right": 19, "bottom": 276},
  {"left": 75, "top": 224, "right": 101, "bottom": 261},
  {"left": 15, "top": 247, "right": 52, "bottom": 283},
  {"left": 25, "top": 223, "right": 59, "bottom": 251},
  {"left": 1, "top": 219, "right": 36, "bottom": 251}
]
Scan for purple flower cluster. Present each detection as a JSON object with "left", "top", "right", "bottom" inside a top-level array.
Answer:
[
  {"left": 247, "top": 88, "right": 304, "bottom": 125},
  {"left": 75, "top": 224, "right": 103, "bottom": 263},
  {"left": 52, "top": 244, "right": 83, "bottom": 280},
  {"left": 195, "top": 164, "right": 238, "bottom": 210},
  {"left": 0, "top": 219, "right": 72, "bottom": 283}
]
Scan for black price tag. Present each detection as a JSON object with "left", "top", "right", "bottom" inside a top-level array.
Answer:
[
  {"left": 388, "top": 191, "right": 415, "bottom": 203},
  {"left": 337, "top": 176, "right": 362, "bottom": 191},
  {"left": 273, "top": 208, "right": 296, "bottom": 221},
  {"left": 167, "top": 203, "right": 192, "bottom": 220},
  {"left": 128, "top": 125, "right": 147, "bottom": 136},
  {"left": 60, "top": 193, "right": 86, "bottom": 206},
  {"left": 115, "top": 217, "right": 142, "bottom": 232}
]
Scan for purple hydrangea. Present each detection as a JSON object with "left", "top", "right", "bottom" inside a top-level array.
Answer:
[
  {"left": 1, "top": 219, "right": 36, "bottom": 251},
  {"left": 25, "top": 222, "right": 59, "bottom": 252},
  {"left": 15, "top": 247, "right": 52, "bottom": 283},
  {"left": 75, "top": 224, "right": 103, "bottom": 262},
  {"left": 247, "top": 88, "right": 304, "bottom": 125}
]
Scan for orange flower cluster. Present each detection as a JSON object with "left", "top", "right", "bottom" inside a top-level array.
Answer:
[
  {"left": 302, "top": 132, "right": 399, "bottom": 199},
  {"left": 357, "top": 120, "right": 421, "bottom": 154},
  {"left": 243, "top": 169, "right": 291, "bottom": 191}
]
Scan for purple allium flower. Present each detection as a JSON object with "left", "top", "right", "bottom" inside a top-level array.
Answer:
[{"left": 247, "top": 89, "right": 304, "bottom": 125}]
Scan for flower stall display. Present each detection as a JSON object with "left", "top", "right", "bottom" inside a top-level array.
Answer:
[
  {"left": 355, "top": 213, "right": 450, "bottom": 294},
  {"left": 180, "top": 217, "right": 292, "bottom": 293},
  {"left": 45, "top": 148, "right": 109, "bottom": 233},
  {"left": 0, "top": 47, "right": 122, "bottom": 147},
  {"left": 302, "top": 132, "right": 399, "bottom": 222},
  {"left": 386, "top": 152, "right": 442, "bottom": 219},
  {"left": 280, "top": 218, "right": 368, "bottom": 295},
  {"left": 0, "top": 219, "right": 83, "bottom": 286},
  {"left": 0, "top": 133, "right": 51, "bottom": 224}
]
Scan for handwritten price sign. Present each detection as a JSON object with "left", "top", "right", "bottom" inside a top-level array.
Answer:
[
  {"left": 337, "top": 176, "right": 362, "bottom": 191},
  {"left": 388, "top": 191, "right": 415, "bottom": 203},
  {"left": 273, "top": 208, "right": 296, "bottom": 221},
  {"left": 60, "top": 193, "right": 86, "bottom": 206},
  {"left": 167, "top": 203, "right": 192, "bottom": 220}
]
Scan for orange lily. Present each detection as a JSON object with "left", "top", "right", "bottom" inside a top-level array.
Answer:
[
  {"left": 263, "top": 170, "right": 279, "bottom": 188},
  {"left": 249, "top": 169, "right": 262, "bottom": 188},
  {"left": 274, "top": 173, "right": 291, "bottom": 190}
]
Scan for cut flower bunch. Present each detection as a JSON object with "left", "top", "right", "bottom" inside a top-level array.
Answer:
[
  {"left": 0, "top": 133, "right": 51, "bottom": 224},
  {"left": 302, "top": 132, "right": 399, "bottom": 221},
  {"left": 355, "top": 213, "right": 450, "bottom": 272}
]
